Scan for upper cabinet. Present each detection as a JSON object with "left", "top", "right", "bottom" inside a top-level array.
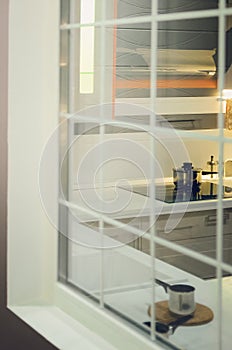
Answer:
[
  {"left": 115, "top": 0, "right": 219, "bottom": 101},
  {"left": 111, "top": 0, "right": 232, "bottom": 131}
]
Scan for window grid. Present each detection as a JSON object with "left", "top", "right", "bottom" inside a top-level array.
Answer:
[
  {"left": 59, "top": 197, "right": 232, "bottom": 276},
  {"left": 98, "top": 0, "right": 107, "bottom": 309},
  {"left": 149, "top": 0, "right": 159, "bottom": 340},
  {"left": 60, "top": 7, "right": 232, "bottom": 31},
  {"left": 59, "top": 1, "right": 232, "bottom": 349},
  {"left": 215, "top": 0, "right": 226, "bottom": 345},
  {"left": 59, "top": 112, "right": 232, "bottom": 143}
]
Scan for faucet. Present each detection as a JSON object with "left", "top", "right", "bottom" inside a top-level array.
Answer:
[{"left": 207, "top": 155, "right": 218, "bottom": 178}]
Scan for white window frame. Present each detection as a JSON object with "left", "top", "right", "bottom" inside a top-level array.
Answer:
[
  {"left": 6, "top": 1, "right": 165, "bottom": 349},
  {"left": 7, "top": 1, "right": 232, "bottom": 350}
]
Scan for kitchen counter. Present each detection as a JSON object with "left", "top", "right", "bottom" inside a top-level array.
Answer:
[
  {"left": 71, "top": 177, "right": 232, "bottom": 222},
  {"left": 67, "top": 182, "right": 232, "bottom": 350},
  {"left": 68, "top": 237, "right": 232, "bottom": 350},
  {"left": 102, "top": 256, "right": 232, "bottom": 350},
  {"left": 67, "top": 177, "right": 232, "bottom": 281}
]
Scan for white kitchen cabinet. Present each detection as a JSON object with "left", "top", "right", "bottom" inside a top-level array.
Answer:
[
  {"left": 139, "top": 208, "right": 232, "bottom": 279},
  {"left": 116, "top": 0, "right": 218, "bottom": 102},
  {"left": 82, "top": 207, "right": 232, "bottom": 279},
  {"left": 83, "top": 217, "right": 142, "bottom": 249},
  {"left": 142, "top": 208, "right": 232, "bottom": 240}
]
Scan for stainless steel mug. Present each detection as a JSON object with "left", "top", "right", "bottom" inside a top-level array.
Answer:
[{"left": 155, "top": 279, "right": 196, "bottom": 316}]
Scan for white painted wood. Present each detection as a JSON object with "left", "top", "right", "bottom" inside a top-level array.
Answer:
[
  {"left": 8, "top": 0, "right": 59, "bottom": 305},
  {"left": 115, "top": 97, "right": 222, "bottom": 115}
]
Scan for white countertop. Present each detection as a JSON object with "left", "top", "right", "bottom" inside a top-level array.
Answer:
[
  {"left": 71, "top": 177, "right": 232, "bottom": 221},
  {"left": 67, "top": 177, "right": 232, "bottom": 350},
  {"left": 66, "top": 236, "right": 232, "bottom": 350},
  {"left": 102, "top": 257, "right": 232, "bottom": 350}
]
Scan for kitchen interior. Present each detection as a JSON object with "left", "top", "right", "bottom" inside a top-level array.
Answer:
[{"left": 60, "top": 1, "right": 232, "bottom": 349}]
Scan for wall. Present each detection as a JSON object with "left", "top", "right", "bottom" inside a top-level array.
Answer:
[
  {"left": 71, "top": 128, "right": 232, "bottom": 189},
  {"left": 0, "top": 0, "right": 9, "bottom": 312},
  {"left": 185, "top": 129, "right": 232, "bottom": 171},
  {"left": 1, "top": 0, "right": 57, "bottom": 349},
  {"left": 71, "top": 131, "right": 178, "bottom": 187},
  {"left": 8, "top": 0, "right": 59, "bottom": 305}
]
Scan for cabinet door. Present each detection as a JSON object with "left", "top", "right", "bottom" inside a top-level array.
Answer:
[
  {"left": 84, "top": 217, "right": 142, "bottom": 247},
  {"left": 142, "top": 211, "right": 205, "bottom": 241},
  {"left": 140, "top": 209, "right": 232, "bottom": 278},
  {"left": 142, "top": 209, "right": 232, "bottom": 241},
  {"left": 116, "top": 1, "right": 218, "bottom": 100},
  {"left": 157, "top": 234, "right": 232, "bottom": 279},
  {"left": 204, "top": 208, "right": 232, "bottom": 235}
]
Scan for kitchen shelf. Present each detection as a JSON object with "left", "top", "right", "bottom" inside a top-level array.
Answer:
[{"left": 116, "top": 78, "right": 217, "bottom": 89}]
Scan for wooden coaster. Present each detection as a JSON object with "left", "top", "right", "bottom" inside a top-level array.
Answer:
[{"left": 148, "top": 301, "right": 214, "bottom": 326}]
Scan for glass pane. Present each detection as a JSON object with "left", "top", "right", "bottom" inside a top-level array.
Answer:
[
  {"left": 223, "top": 141, "right": 232, "bottom": 268},
  {"left": 95, "top": 0, "right": 218, "bottom": 21},
  {"left": 225, "top": 15, "right": 232, "bottom": 90},
  {"left": 158, "top": 0, "right": 218, "bottom": 13},
  {"left": 145, "top": 210, "right": 221, "bottom": 280},
  {"left": 61, "top": 25, "right": 115, "bottom": 112},
  {"left": 60, "top": 0, "right": 70, "bottom": 24},
  {"left": 152, "top": 255, "right": 216, "bottom": 349},
  {"left": 95, "top": 0, "right": 151, "bottom": 21},
  {"left": 157, "top": 18, "right": 218, "bottom": 98},
  {"left": 60, "top": 30, "right": 69, "bottom": 113},
  {"left": 67, "top": 232, "right": 102, "bottom": 299},
  {"left": 103, "top": 245, "right": 168, "bottom": 333},
  {"left": 116, "top": 22, "right": 151, "bottom": 99},
  {"left": 59, "top": 1, "right": 232, "bottom": 349},
  {"left": 117, "top": 17, "right": 221, "bottom": 99},
  {"left": 222, "top": 276, "right": 232, "bottom": 349}
]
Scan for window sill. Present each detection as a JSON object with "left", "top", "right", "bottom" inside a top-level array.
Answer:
[
  {"left": 9, "top": 282, "right": 164, "bottom": 350},
  {"left": 9, "top": 305, "right": 117, "bottom": 350}
]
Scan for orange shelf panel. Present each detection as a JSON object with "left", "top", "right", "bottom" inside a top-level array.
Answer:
[{"left": 116, "top": 79, "right": 217, "bottom": 89}]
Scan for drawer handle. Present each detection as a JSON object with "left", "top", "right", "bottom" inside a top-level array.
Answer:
[
  {"left": 205, "top": 213, "right": 229, "bottom": 226},
  {"left": 157, "top": 226, "right": 193, "bottom": 234}
]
